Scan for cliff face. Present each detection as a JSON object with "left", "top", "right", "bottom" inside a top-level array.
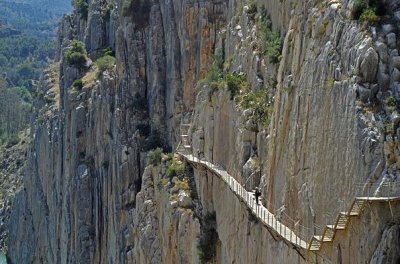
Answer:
[{"left": 7, "top": 0, "right": 400, "bottom": 263}]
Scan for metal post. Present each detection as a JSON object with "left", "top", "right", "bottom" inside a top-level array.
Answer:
[
  {"left": 290, "top": 229, "right": 292, "bottom": 242},
  {"left": 263, "top": 209, "right": 265, "bottom": 222}
]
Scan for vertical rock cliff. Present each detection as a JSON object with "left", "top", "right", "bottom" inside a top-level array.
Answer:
[{"left": 7, "top": 0, "right": 400, "bottom": 263}]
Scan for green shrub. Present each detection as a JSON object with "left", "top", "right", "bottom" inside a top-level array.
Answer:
[
  {"left": 199, "top": 50, "right": 227, "bottom": 100},
  {"left": 225, "top": 72, "right": 247, "bottom": 99},
  {"left": 73, "top": 0, "right": 89, "bottom": 19},
  {"left": 73, "top": 79, "right": 83, "bottom": 90},
  {"left": 239, "top": 87, "right": 273, "bottom": 128},
  {"left": 102, "top": 3, "right": 114, "bottom": 20},
  {"left": 147, "top": 147, "right": 162, "bottom": 166},
  {"left": 265, "top": 31, "right": 282, "bottom": 63},
  {"left": 198, "top": 212, "right": 218, "bottom": 263},
  {"left": 96, "top": 55, "right": 116, "bottom": 75},
  {"left": 18, "top": 86, "right": 32, "bottom": 103},
  {"left": 201, "top": 52, "right": 250, "bottom": 101},
  {"left": 206, "top": 51, "right": 224, "bottom": 83},
  {"left": 102, "top": 47, "right": 115, "bottom": 57},
  {"left": 258, "top": 7, "right": 282, "bottom": 63},
  {"left": 352, "top": 0, "right": 386, "bottom": 22},
  {"left": 352, "top": 0, "right": 367, "bottom": 20},
  {"left": 66, "top": 52, "right": 86, "bottom": 67},
  {"left": 360, "top": 7, "right": 379, "bottom": 23},
  {"left": 166, "top": 160, "right": 184, "bottom": 179},
  {"left": 65, "top": 40, "right": 87, "bottom": 68},
  {"left": 386, "top": 96, "right": 396, "bottom": 107}
]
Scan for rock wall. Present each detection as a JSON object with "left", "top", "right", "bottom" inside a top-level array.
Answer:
[
  {"left": 7, "top": 0, "right": 227, "bottom": 263},
  {"left": 7, "top": 0, "right": 400, "bottom": 263}
]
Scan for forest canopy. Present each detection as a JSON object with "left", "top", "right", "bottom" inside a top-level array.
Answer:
[{"left": 0, "top": 0, "right": 71, "bottom": 145}]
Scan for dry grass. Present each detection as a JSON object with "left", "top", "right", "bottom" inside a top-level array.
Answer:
[
  {"left": 175, "top": 178, "right": 190, "bottom": 191},
  {"left": 48, "top": 62, "right": 60, "bottom": 108},
  {"left": 82, "top": 64, "right": 98, "bottom": 87}
]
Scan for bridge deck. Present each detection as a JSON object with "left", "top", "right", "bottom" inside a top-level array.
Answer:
[{"left": 177, "top": 152, "right": 309, "bottom": 249}]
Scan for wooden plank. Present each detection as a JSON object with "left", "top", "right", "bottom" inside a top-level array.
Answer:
[
  {"left": 177, "top": 152, "right": 309, "bottom": 251},
  {"left": 356, "top": 197, "right": 400, "bottom": 202}
]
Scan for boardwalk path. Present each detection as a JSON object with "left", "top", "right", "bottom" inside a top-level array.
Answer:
[
  {"left": 177, "top": 123, "right": 400, "bottom": 252},
  {"left": 177, "top": 152, "right": 308, "bottom": 250}
]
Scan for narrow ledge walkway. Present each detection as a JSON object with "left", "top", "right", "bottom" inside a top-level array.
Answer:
[
  {"left": 177, "top": 121, "right": 400, "bottom": 253},
  {"left": 177, "top": 150, "right": 400, "bottom": 253},
  {"left": 176, "top": 152, "right": 309, "bottom": 250}
]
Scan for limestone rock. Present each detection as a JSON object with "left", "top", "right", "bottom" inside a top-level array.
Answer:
[
  {"left": 360, "top": 47, "right": 379, "bottom": 83},
  {"left": 370, "top": 225, "right": 400, "bottom": 264},
  {"left": 7, "top": 0, "right": 400, "bottom": 264},
  {"left": 387, "top": 33, "right": 397, "bottom": 49}
]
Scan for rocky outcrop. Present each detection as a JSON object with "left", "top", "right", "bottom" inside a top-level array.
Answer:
[
  {"left": 131, "top": 161, "right": 200, "bottom": 264},
  {"left": 370, "top": 225, "right": 400, "bottom": 264},
  {"left": 7, "top": 0, "right": 226, "bottom": 263},
  {"left": 7, "top": 0, "right": 400, "bottom": 263}
]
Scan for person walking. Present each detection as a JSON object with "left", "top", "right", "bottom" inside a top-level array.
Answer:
[{"left": 254, "top": 187, "right": 261, "bottom": 205}]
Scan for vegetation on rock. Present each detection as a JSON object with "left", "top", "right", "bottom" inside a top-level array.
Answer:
[
  {"left": 96, "top": 55, "right": 116, "bottom": 75},
  {"left": 258, "top": 7, "right": 282, "bottom": 63},
  {"left": 352, "top": 0, "right": 387, "bottom": 23},
  {"left": 65, "top": 40, "right": 87, "bottom": 68},
  {"left": 201, "top": 52, "right": 250, "bottom": 100},
  {"left": 238, "top": 87, "right": 273, "bottom": 128},
  {"left": 147, "top": 148, "right": 163, "bottom": 166},
  {"left": 73, "top": 0, "right": 89, "bottom": 19},
  {"left": 0, "top": 80, "right": 31, "bottom": 145},
  {"left": 166, "top": 159, "right": 184, "bottom": 179},
  {"left": 72, "top": 79, "right": 83, "bottom": 90}
]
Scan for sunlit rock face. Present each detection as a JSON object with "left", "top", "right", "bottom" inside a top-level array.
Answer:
[{"left": 7, "top": 0, "right": 400, "bottom": 263}]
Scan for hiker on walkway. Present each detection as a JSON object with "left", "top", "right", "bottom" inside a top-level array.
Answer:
[{"left": 254, "top": 187, "right": 261, "bottom": 205}]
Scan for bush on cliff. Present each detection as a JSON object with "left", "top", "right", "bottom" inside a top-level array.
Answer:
[
  {"left": 96, "top": 55, "right": 116, "bottom": 76},
  {"left": 352, "top": 0, "right": 368, "bottom": 19},
  {"left": 65, "top": 40, "right": 87, "bottom": 68},
  {"left": 147, "top": 147, "right": 162, "bottom": 166},
  {"left": 166, "top": 159, "right": 184, "bottom": 179},
  {"left": 225, "top": 72, "right": 248, "bottom": 100},
  {"left": 360, "top": 7, "right": 380, "bottom": 23},
  {"left": 258, "top": 7, "right": 282, "bottom": 63},
  {"left": 352, "top": 0, "right": 387, "bottom": 23},
  {"left": 72, "top": 79, "right": 83, "bottom": 90},
  {"left": 73, "top": 0, "right": 89, "bottom": 19}
]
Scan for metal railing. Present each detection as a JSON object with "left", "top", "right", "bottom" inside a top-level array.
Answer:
[
  {"left": 355, "top": 181, "right": 400, "bottom": 198},
  {"left": 176, "top": 124, "right": 400, "bottom": 252},
  {"left": 177, "top": 152, "right": 309, "bottom": 249}
]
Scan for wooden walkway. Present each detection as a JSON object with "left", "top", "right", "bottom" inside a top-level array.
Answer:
[
  {"left": 177, "top": 152, "right": 309, "bottom": 250},
  {"left": 177, "top": 123, "right": 400, "bottom": 252}
]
